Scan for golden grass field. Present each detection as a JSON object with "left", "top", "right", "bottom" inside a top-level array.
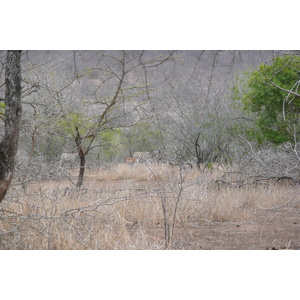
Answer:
[{"left": 1, "top": 163, "right": 300, "bottom": 249}]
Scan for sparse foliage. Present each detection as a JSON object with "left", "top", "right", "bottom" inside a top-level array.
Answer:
[{"left": 2, "top": 50, "right": 299, "bottom": 250}]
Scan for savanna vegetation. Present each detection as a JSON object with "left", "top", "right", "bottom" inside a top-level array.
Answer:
[{"left": 1, "top": 50, "right": 300, "bottom": 249}]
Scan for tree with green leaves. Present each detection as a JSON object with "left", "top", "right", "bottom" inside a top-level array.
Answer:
[{"left": 232, "top": 55, "right": 300, "bottom": 145}]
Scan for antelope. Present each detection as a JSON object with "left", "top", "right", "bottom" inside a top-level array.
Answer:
[{"left": 125, "top": 157, "right": 136, "bottom": 165}]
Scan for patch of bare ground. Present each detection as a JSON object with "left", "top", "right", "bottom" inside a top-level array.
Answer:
[
  {"left": 1, "top": 164, "right": 300, "bottom": 249},
  {"left": 162, "top": 207, "right": 300, "bottom": 250}
]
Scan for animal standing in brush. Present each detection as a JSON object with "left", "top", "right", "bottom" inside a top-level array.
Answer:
[
  {"left": 60, "top": 153, "right": 78, "bottom": 168},
  {"left": 125, "top": 157, "right": 136, "bottom": 165},
  {"left": 133, "top": 150, "right": 161, "bottom": 164}
]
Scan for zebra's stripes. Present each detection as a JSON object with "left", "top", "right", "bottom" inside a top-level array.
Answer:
[
  {"left": 132, "top": 150, "right": 161, "bottom": 164},
  {"left": 60, "top": 153, "right": 77, "bottom": 168},
  {"left": 133, "top": 152, "right": 151, "bottom": 164}
]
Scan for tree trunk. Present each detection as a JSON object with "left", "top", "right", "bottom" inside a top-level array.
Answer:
[
  {"left": 76, "top": 155, "right": 86, "bottom": 188},
  {"left": 196, "top": 157, "right": 201, "bottom": 170},
  {"left": 75, "top": 126, "right": 85, "bottom": 188},
  {"left": 0, "top": 50, "right": 22, "bottom": 202}
]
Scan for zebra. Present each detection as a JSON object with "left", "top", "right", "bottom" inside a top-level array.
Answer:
[
  {"left": 133, "top": 152, "right": 150, "bottom": 164},
  {"left": 133, "top": 150, "right": 161, "bottom": 164},
  {"left": 60, "top": 153, "right": 78, "bottom": 168}
]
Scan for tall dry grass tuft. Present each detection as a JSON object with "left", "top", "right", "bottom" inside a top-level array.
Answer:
[{"left": 1, "top": 164, "right": 298, "bottom": 249}]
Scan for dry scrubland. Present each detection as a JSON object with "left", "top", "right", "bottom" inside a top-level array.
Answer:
[{"left": 1, "top": 164, "right": 300, "bottom": 250}]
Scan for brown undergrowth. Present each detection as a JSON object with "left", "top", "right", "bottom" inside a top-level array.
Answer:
[{"left": 0, "top": 164, "right": 299, "bottom": 249}]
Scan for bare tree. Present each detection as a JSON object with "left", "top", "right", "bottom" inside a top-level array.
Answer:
[
  {"left": 0, "top": 50, "right": 22, "bottom": 202},
  {"left": 153, "top": 72, "right": 235, "bottom": 169},
  {"left": 60, "top": 51, "right": 174, "bottom": 188},
  {"left": 9, "top": 52, "right": 83, "bottom": 186}
]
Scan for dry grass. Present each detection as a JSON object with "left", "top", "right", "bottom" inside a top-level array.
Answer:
[{"left": 0, "top": 163, "right": 299, "bottom": 249}]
